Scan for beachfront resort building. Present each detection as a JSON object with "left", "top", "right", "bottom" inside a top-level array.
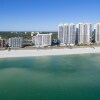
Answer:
[
  {"left": 58, "top": 23, "right": 93, "bottom": 46},
  {"left": 58, "top": 24, "right": 64, "bottom": 45},
  {"left": 9, "top": 37, "right": 23, "bottom": 48},
  {"left": 0, "top": 36, "right": 5, "bottom": 48},
  {"left": 63, "top": 24, "right": 69, "bottom": 45},
  {"left": 84, "top": 23, "right": 92, "bottom": 44},
  {"left": 32, "top": 33, "right": 52, "bottom": 47},
  {"left": 78, "top": 23, "right": 84, "bottom": 44},
  {"left": 58, "top": 23, "right": 76, "bottom": 46},
  {"left": 94, "top": 23, "right": 100, "bottom": 43},
  {"left": 0, "top": 39, "right": 5, "bottom": 48},
  {"left": 78, "top": 23, "right": 92, "bottom": 44},
  {"left": 69, "top": 23, "right": 76, "bottom": 45}
]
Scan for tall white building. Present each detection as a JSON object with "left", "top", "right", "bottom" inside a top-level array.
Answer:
[
  {"left": 58, "top": 23, "right": 76, "bottom": 46},
  {"left": 9, "top": 37, "right": 23, "bottom": 48},
  {"left": 32, "top": 33, "right": 52, "bottom": 47},
  {"left": 78, "top": 23, "right": 84, "bottom": 44},
  {"left": 58, "top": 24, "right": 64, "bottom": 45},
  {"left": 69, "top": 23, "right": 76, "bottom": 45},
  {"left": 78, "top": 23, "right": 92, "bottom": 44},
  {"left": 63, "top": 23, "right": 69, "bottom": 44},
  {"left": 58, "top": 23, "right": 93, "bottom": 46},
  {"left": 94, "top": 23, "right": 100, "bottom": 43},
  {"left": 84, "top": 23, "right": 92, "bottom": 44}
]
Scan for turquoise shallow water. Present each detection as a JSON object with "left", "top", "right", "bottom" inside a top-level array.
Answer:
[{"left": 0, "top": 54, "right": 100, "bottom": 100}]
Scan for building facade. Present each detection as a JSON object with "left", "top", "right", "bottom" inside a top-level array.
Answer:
[
  {"left": 58, "top": 24, "right": 64, "bottom": 45},
  {"left": 9, "top": 37, "right": 23, "bottom": 48},
  {"left": 69, "top": 23, "right": 76, "bottom": 45},
  {"left": 63, "top": 24, "right": 69, "bottom": 44},
  {"left": 0, "top": 39, "right": 5, "bottom": 48},
  {"left": 32, "top": 36, "right": 36, "bottom": 45},
  {"left": 77, "top": 23, "right": 92, "bottom": 44},
  {"left": 78, "top": 23, "right": 84, "bottom": 44},
  {"left": 94, "top": 23, "right": 100, "bottom": 43},
  {"left": 84, "top": 23, "right": 92, "bottom": 44},
  {"left": 32, "top": 33, "right": 52, "bottom": 47},
  {"left": 58, "top": 23, "right": 76, "bottom": 46}
]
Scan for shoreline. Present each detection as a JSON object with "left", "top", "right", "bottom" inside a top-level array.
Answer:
[{"left": 0, "top": 47, "right": 100, "bottom": 58}]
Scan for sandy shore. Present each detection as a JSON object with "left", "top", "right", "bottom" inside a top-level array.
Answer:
[{"left": 0, "top": 47, "right": 100, "bottom": 58}]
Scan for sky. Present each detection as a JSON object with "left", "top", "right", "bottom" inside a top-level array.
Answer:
[{"left": 0, "top": 0, "right": 100, "bottom": 31}]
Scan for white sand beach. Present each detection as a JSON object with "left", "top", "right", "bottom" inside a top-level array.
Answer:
[{"left": 0, "top": 47, "right": 100, "bottom": 58}]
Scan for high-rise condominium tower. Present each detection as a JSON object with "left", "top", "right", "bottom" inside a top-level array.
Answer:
[
  {"left": 94, "top": 23, "right": 100, "bottom": 43},
  {"left": 69, "top": 23, "right": 76, "bottom": 45},
  {"left": 84, "top": 23, "right": 92, "bottom": 44},
  {"left": 58, "top": 23, "right": 76, "bottom": 45},
  {"left": 58, "top": 24, "right": 64, "bottom": 45},
  {"left": 63, "top": 24, "right": 69, "bottom": 44},
  {"left": 78, "top": 23, "right": 92, "bottom": 44},
  {"left": 78, "top": 23, "right": 84, "bottom": 44}
]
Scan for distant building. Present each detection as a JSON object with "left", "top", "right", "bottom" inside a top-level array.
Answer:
[
  {"left": 9, "top": 37, "right": 23, "bottom": 48},
  {"left": 94, "top": 23, "right": 100, "bottom": 43},
  {"left": 31, "top": 32, "right": 34, "bottom": 36},
  {"left": 0, "top": 39, "right": 5, "bottom": 48},
  {"left": 32, "top": 33, "right": 52, "bottom": 47}
]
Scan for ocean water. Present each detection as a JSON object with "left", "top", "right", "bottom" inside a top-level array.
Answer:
[{"left": 0, "top": 54, "right": 100, "bottom": 100}]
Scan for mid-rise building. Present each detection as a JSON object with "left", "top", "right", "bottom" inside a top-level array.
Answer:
[
  {"left": 32, "top": 33, "right": 52, "bottom": 47},
  {"left": 32, "top": 36, "right": 36, "bottom": 45},
  {"left": 9, "top": 37, "right": 23, "bottom": 48},
  {"left": 0, "top": 39, "right": 5, "bottom": 48},
  {"left": 94, "top": 23, "right": 100, "bottom": 43}
]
